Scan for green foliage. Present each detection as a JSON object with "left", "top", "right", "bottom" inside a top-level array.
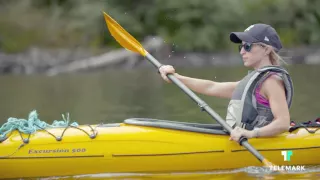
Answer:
[{"left": 0, "top": 0, "right": 320, "bottom": 53}]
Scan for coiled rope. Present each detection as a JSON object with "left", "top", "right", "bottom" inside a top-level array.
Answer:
[{"left": 0, "top": 110, "right": 78, "bottom": 142}]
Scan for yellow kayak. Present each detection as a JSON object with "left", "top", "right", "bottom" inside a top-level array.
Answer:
[{"left": 0, "top": 118, "right": 319, "bottom": 179}]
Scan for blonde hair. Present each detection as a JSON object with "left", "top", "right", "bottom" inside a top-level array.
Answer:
[
  {"left": 269, "top": 49, "right": 286, "bottom": 66},
  {"left": 260, "top": 43, "right": 287, "bottom": 66}
]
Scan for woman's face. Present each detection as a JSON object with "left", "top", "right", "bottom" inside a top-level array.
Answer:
[{"left": 239, "top": 42, "right": 267, "bottom": 68}]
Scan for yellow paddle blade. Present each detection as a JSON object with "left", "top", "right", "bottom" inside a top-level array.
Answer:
[{"left": 103, "top": 12, "right": 147, "bottom": 56}]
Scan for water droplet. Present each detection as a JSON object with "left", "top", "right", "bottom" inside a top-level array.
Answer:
[
  {"left": 169, "top": 55, "right": 171, "bottom": 58},
  {"left": 184, "top": 56, "right": 186, "bottom": 59}
]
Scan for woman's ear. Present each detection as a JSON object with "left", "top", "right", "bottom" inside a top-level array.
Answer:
[{"left": 265, "top": 46, "right": 272, "bottom": 55}]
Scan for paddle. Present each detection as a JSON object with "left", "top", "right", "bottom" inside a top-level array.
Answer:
[{"left": 102, "top": 11, "right": 278, "bottom": 170}]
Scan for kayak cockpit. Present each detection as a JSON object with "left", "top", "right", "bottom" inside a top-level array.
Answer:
[
  {"left": 123, "top": 118, "right": 228, "bottom": 135},
  {"left": 123, "top": 117, "right": 320, "bottom": 135}
]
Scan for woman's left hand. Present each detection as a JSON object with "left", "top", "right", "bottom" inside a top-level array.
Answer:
[{"left": 229, "top": 126, "right": 254, "bottom": 142}]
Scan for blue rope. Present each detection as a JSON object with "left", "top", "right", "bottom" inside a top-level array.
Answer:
[{"left": 0, "top": 110, "right": 78, "bottom": 142}]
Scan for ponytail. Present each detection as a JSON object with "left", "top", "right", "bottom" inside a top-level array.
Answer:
[{"left": 265, "top": 45, "right": 287, "bottom": 66}]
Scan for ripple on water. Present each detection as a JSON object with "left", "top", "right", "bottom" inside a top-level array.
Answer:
[{"left": 36, "top": 165, "right": 320, "bottom": 180}]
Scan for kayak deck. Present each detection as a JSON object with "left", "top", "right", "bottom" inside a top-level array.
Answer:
[{"left": 0, "top": 118, "right": 319, "bottom": 179}]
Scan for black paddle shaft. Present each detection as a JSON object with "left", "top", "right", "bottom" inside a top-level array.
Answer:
[{"left": 146, "top": 53, "right": 265, "bottom": 163}]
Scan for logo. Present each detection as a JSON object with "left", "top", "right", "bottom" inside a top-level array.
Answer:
[
  {"left": 281, "top": 150, "right": 293, "bottom": 161},
  {"left": 269, "top": 150, "right": 306, "bottom": 172},
  {"left": 245, "top": 25, "right": 254, "bottom": 32},
  {"left": 269, "top": 165, "right": 305, "bottom": 171}
]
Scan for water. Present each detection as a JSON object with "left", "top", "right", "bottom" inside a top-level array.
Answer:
[
  {"left": 47, "top": 167, "right": 320, "bottom": 180},
  {"left": 0, "top": 64, "right": 319, "bottom": 179}
]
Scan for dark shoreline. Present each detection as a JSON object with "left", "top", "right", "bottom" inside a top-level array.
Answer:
[{"left": 1, "top": 44, "right": 319, "bottom": 75}]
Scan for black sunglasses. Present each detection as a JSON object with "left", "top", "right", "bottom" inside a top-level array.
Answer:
[{"left": 238, "top": 43, "right": 265, "bottom": 52}]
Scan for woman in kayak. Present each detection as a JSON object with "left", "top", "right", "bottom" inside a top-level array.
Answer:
[{"left": 158, "top": 24, "right": 293, "bottom": 142}]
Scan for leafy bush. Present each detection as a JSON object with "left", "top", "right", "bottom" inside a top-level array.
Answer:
[{"left": 0, "top": 0, "right": 319, "bottom": 53}]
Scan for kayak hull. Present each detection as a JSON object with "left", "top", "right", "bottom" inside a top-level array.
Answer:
[{"left": 0, "top": 118, "right": 319, "bottom": 179}]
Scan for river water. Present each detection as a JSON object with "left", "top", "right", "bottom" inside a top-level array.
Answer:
[{"left": 0, "top": 64, "right": 319, "bottom": 179}]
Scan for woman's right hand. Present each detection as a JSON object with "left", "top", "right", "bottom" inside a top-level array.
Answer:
[{"left": 158, "top": 65, "right": 176, "bottom": 83}]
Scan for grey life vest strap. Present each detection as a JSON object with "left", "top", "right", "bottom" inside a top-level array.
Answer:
[{"left": 257, "top": 66, "right": 293, "bottom": 107}]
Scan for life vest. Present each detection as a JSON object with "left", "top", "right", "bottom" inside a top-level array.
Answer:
[{"left": 225, "top": 66, "right": 294, "bottom": 130}]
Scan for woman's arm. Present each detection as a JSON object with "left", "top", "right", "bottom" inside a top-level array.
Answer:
[
  {"left": 158, "top": 65, "right": 239, "bottom": 99},
  {"left": 175, "top": 73, "right": 239, "bottom": 99},
  {"left": 252, "top": 75, "right": 291, "bottom": 137},
  {"left": 229, "top": 75, "right": 290, "bottom": 141}
]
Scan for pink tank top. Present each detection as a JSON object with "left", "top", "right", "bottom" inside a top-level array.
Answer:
[{"left": 255, "top": 72, "right": 278, "bottom": 107}]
